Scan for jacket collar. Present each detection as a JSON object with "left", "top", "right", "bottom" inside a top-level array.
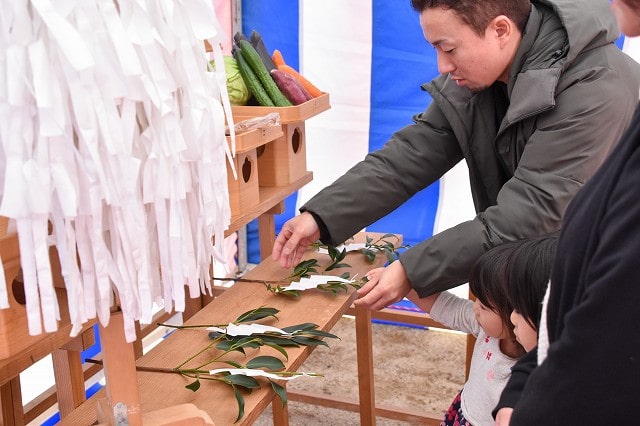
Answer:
[{"left": 505, "top": 3, "right": 565, "bottom": 125}]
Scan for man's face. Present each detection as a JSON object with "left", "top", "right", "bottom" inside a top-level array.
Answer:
[{"left": 420, "top": 7, "right": 510, "bottom": 92}]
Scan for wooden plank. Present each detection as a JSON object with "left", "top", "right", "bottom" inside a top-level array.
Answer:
[
  {"left": 226, "top": 125, "right": 283, "bottom": 154},
  {"left": 287, "top": 389, "right": 443, "bottom": 425},
  {"left": 0, "top": 319, "right": 95, "bottom": 387},
  {"left": 345, "top": 306, "right": 450, "bottom": 330},
  {"left": 231, "top": 93, "right": 330, "bottom": 124}
]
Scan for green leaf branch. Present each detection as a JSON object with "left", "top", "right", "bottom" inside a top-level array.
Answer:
[
  {"left": 360, "top": 233, "right": 410, "bottom": 264},
  {"left": 154, "top": 306, "right": 337, "bottom": 422}
]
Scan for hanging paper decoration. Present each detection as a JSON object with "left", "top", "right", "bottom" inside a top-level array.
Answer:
[{"left": 0, "top": 0, "right": 235, "bottom": 342}]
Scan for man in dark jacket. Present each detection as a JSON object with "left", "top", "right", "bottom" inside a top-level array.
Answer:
[{"left": 272, "top": 0, "right": 640, "bottom": 310}]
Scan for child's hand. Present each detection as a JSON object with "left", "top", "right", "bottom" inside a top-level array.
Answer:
[{"left": 494, "top": 407, "right": 513, "bottom": 426}]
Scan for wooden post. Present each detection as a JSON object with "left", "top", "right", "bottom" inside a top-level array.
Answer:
[
  {"left": 0, "top": 377, "right": 24, "bottom": 426},
  {"left": 272, "top": 395, "right": 289, "bottom": 426},
  {"left": 355, "top": 306, "right": 376, "bottom": 425},
  {"left": 52, "top": 348, "right": 86, "bottom": 418},
  {"left": 98, "top": 311, "right": 142, "bottom": 426},
  {"left": 257, "top": 201, "right": 285, "bottom": 261}
]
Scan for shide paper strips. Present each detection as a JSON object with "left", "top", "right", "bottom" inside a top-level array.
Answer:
[{"left": 0, "top": 0, "right": 235, "bottom": 342}]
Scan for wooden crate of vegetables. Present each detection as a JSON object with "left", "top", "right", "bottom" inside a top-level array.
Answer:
[{"left": 225, "top": 31, "right": 330, "bottom": 186}]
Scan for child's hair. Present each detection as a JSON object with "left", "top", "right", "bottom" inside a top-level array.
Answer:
[
  {"left": 468, "top": 241, "right": 521, "bottom": 338},
  {"left": 505, "top": 233, "right": 559, "bottom": 330}
]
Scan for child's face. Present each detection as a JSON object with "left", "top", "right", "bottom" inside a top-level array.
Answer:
[
  {"left": 473, "top": 299, "right": 510, "bottom": 339},
  {"left": 510, "top": 310, "right": 538, "bottom": 351}
]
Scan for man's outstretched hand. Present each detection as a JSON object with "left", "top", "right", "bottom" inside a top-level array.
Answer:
[{"left": 271, "top": 211, "right": 321, "bottom": 268}]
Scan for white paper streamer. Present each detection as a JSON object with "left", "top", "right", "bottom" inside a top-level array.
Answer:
[
  {"left": 280, "top": 275, "right": 355, "bottom": 292},
  {"left": 0, "top": 0, "right": 232, "bottom": 342},
  {"left": 208, "top": 368, "right": 316, "bottom": 381},
  {"left": 207, "top": 323, "right": 293, "bottom": 337},
  {"left": 316, "top": 243, "right": 367, "bottom": 255}
]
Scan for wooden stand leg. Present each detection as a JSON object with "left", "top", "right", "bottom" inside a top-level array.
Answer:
[
  {"left": 355, "top": 306, "right": 376, "bottom": 426},
  {"left": 1, "top": 377, "right": 24, "bottom": 426},
  {"left": 52, "top": 348, "right": 86, "bottom": 418},
  {"left": 272, "top": 396, "right": 289, "bottom": 426},
  {"left": 98, "top": 312, "right": 143, "bottom": 426}
]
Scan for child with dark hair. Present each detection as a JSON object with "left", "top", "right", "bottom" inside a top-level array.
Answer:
[
  {"left": 366, "top": 236, "right": 557, "bottom": 426},
  {"left": 505, "top": 234, "right": 558, "bottom": 351}
]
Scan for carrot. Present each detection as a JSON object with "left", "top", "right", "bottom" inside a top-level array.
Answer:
[
  {"left": 272, "top": 49, "right": 286, "bottom": 68},
  {"left": 277, "top": 64, "right": 323, "bottom": 98}
]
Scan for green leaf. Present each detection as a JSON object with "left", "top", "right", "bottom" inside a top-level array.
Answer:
[
  {"left": 270, "top": 380, "right": 288, "bottom": 408},
  {"left": 325, "top": 261, "right": 351, "bottom": 272},
  {"left": 360, "top": 249, "right": 376, "bottom": 263},
  {"left": 339, "top": 272, "right": 351, "bottom": 280},
  {"left": 226, "top": 374, "right": 261, "bottom": 389},
  {"left": 235, "top": 306, "right": 280, "bottom": 323},
  {"left": 321, "top": 282, "right": 348, "bottom": 292},
  {"left": 234, "top": 336, "right": 263, "bottom": 349},
  {"left": 276, "top": 289, "right": 301, "bottom": 298},
  {"left": 260, "top": 335, "right": 300, "bottom": 347},
  {"left": 292, "top": 336, "right": 329, "bottom": 347},
  {"left": 281, "top": 323, "right": 317, "bottom": 333},
  {"left": 216, "top": 340, "right": 246, "bottom": 354},
  {"left": 293, "top": 259, "right": 318, "bottom": 276},
  {"left": 233, "top": 385, "right": 245, "bottom": 423},
  {"left": 221, "top": 360, "right": 243, "bottom": 368},
  {"left": 246, "top": 355, "right": 285, "bottom": 371},
  {"left": 303, "top": 329, "right": 339, "bottom": 339},
  {"left": 263, "top": 341, "right": 290, "bottom": 359},
  {"left": 327, "top": 245, "right": 339, "bottom": 259},
  {"left": 208, "top": 331, "right": 224, "bottom": 340},
  {"left": 185, "top": 378, "right": 201, "bottom": 392}
]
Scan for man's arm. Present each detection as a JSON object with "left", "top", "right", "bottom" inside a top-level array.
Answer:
[{"left": 302, "top": 101, "right": 462, "bottom": 246}]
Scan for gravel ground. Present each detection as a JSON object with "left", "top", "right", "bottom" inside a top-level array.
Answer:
[{"left": 254, "top": 315, "right": 467, "bottom": 425}]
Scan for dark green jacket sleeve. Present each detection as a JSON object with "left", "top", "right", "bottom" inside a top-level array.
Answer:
[{"left": 303, "top": 101, "right": 462, "bottom": 247}]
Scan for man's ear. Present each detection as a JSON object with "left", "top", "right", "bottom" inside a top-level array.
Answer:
[{"left": 491, "top": 15, "right": 514, "bottom": 47}]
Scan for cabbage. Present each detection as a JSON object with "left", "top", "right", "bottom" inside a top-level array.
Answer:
[{"left": 213, "top": 56, "right": 250, "bottom": 106}]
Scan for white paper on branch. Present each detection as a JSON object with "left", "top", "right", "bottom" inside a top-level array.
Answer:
[
  {"left": 280, "top": 275, "right": 355, "bottom": 292},
  {"left": 208, "top": 368, "right": 316, "bottom": 381}
]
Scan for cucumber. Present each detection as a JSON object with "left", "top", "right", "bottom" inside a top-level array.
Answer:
[
  {"left": 238, "top": 39, "right": 291, "bottom": 107},
  {"left": 233, "top": 47, "right": 274, "bottom": 107}
]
